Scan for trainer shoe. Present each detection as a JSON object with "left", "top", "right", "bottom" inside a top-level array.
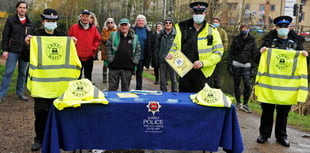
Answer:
[
  {"left": 256, "top": 135, "right": 268, "bottom": 143},
  {"left": 241, "top": 104, "right": 252, "bottom": 113},
  {"left": 235, "top": 103, "right": 242, "bottom": 110},
  {"left": 31, "top": 141, "right": 41, "bottom": 151},
  {"left": 18, "top": 93, "right": 28, "bottom": 101}
]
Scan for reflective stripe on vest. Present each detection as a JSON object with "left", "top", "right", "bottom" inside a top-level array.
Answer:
[
  {"left": 27, "top": 36, "right": 82, "bottom": 98},
  {"left": 170, "top": 23, "right": 224, "bottom": 78},
  {"left": 53, "top": 79, "right": 109, "bottom": 110},
  {"left": 255, "top": 48, "right": 308, "bottom": 104}
]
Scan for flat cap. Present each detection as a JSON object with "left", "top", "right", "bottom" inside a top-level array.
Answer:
[{"left": 119, "top": 18, "right": 130, "bottom": 24}]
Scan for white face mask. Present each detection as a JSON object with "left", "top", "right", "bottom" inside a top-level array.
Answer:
[
  {"left": 44, "top": 22, "right": 57, "bottom": 31},
  {"left": 193, "top": 14, "right": 205, "bottom": 24},
  {"left": 277, "top": 28, "right": 289, "bottom": 37}
]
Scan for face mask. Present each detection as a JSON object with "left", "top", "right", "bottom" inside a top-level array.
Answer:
[
  {"left": 44, "top": 22, "right": 57, "bottom": 31},
  {"left": 193, "top": 14, "right": 205, "bottom": 24},
  {"left": 213, "top": 23, "right": 219, "bottom": 28},
  {"left": 277, "top": 28, "right": 289, "bottom": 37},
  {"left": 240, "top": 30, "right": 248, "bottom": 36}
]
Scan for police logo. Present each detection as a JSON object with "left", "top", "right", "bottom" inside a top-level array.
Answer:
[
  {"left": 146, "top": 101, "right": 162, "bottom": 115},
  {"left": 46, "top": 43, "right": 62, "bottom": 60},
  {"left": 70, "top": 81, "right": 90, "bottom": 97},
  {"left": 175, "top": 58, "right": 184, "bottom": 66},
  {"left": 275, "top": 54, "right": 289, "bottom": 70},
  {"left": 204, "top": 89, "right": 219, "bottom": 103}
]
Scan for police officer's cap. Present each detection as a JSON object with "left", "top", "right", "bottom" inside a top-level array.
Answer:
[
  {"left": 273, "top": 16, "right": 292, "bottom": 27},
  {"left": 189, "top": 2, "right": 209, "bottom": 13},
  {"left": 41, "top": 8, "right": 59, "bottom": 20}
]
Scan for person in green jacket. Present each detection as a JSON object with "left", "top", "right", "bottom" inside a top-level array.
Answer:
[{"left": 105, "top": 18, "right": 141, "bottom": 91}]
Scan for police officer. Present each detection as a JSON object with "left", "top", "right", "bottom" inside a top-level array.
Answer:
[
  {"left": 25, "top": 8, "right": 70, "bottom": 151},
  {"left": 257, "top": 16, "right": 308, "bottom": 147},
  {"left": 167, "top": 1, "right": 224, "bottom": 93}
]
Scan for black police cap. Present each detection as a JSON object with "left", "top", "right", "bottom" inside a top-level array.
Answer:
[
  {"left": 273, "top": 16, "right": 292, "bottom": 27},
  {"left": 189, "top": 2, "right": 209, "bottom": 13},
  {"left": 41, "top": 8, "right": 59, "bottom": 20}
]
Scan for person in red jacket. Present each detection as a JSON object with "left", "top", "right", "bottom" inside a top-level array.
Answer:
[{"left": 68, "top": 9, "right": 101, "bottom": 81}]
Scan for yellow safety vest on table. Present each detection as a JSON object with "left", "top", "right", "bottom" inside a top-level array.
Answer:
[
  {"left": 190, "top": 83, "right": 231, "bottom": 108},
  {"left": 255, "top": 48, "right": 308, "bottom": 105},
  {"left": 53, "top": 79, "right": 109, "bottom": 110},
  {"left": 27, "top": 36, "right": 82, "bottom": 98}
]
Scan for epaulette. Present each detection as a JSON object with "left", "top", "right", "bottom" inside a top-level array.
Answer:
[{"left": 209, "top": 24, "right": 216, "bottom": 28}]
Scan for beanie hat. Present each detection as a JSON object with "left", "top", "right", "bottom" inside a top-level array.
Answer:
[{"left": 164, "top": 17, "right": 174, "bottom": 24}]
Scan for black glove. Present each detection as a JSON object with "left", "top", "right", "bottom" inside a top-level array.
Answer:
[
  {"left": 227, "top": 65, "right": 234, "bottom": 75},
  {"left": 250, "top": 66, "right": 257, "bottom": 78}
]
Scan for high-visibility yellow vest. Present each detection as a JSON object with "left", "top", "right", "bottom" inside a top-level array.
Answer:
[
  {"left": 255, "top": 48, "right": 308, "bottom": 105},
  {"left": 27, "top": 36, "right": 82, "bottom": 98},
  {"left": 170, "top": 23, "right": 224, "bottom": 78},
  {"left": 190, "top": 83, "right": 231, "bottom": 108},
  {"left": 53, "top": 79, "right": 109, "bottom": 110}
]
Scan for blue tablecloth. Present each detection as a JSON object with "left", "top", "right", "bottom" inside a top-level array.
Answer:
[{"left": 42, "top": 92, "right": 243, "bottom": 153}]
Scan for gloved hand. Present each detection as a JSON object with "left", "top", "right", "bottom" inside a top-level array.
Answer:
[
  {"left": 250, "top": 66, "right": 257, "bottom": 78},
  {"left": 227, "top": 65, "right": 234, "bottom": 75}
]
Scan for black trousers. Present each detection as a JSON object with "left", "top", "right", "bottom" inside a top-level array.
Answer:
[
  {"left": 34, "top": 98, "right": 55, "bottom": 143},
  {"left": 154, "top": 66, "right": 159, "bottom": 82},
  {"left": 232, "top": 66, "right": 252, "bottom": 104},
  {"left": 135, "top": 60, "right": 144, "bottom": 90},
  {"left": 79, "top": 60, "right": 94, "bottom": 81},
  {"left": 209, "top": 62, "right": 221, "bottom": 89},
  {"left": 259, "top": 103, "right": 291, "bottom": 139},
  {"left": 179, "top": 69, "right": 207, "bottom": 93}
]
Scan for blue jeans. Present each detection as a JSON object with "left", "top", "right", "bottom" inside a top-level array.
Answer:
[{"left": 0, "top": 52, "right": 29, "bottom": 97}]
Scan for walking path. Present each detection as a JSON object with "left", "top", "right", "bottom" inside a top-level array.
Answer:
[{"left": 0, "top": 58, "right": 309, "bottom": 153}]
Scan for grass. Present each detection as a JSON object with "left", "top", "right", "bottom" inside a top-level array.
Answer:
[
  {"left": 0, "top": 65, "right": 18, "bottom": 95},
  {"left": 143, "top": 71, "right": 310, "bottom": 132}
]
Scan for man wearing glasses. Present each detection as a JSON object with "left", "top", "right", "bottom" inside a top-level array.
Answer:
[
  {"left": 167, "top": 1, "right": 224, "bottom": 93},
  {"left": 155, "top": 17, "right": 178, "bottom": 92}
]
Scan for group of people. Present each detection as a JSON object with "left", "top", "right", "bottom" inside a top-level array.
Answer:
[{"left": 0, "top": 1, "right": 307, "bottom": 152}]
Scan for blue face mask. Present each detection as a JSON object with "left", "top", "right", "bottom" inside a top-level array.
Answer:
[
  {"left": 44, "top": 22, "right": 57, "bottom": 31},
  {"left": 240, "top": 30, "right": 248, "bottom": 36},
  {"left": 213, "top": 23, "right": 219, "bottom": 28},
  {"left": 193, "top": 14, "right": 205, "bottom": 24},
  {"left": 277, "top": 28, "right": 289, "bottom": 37}
]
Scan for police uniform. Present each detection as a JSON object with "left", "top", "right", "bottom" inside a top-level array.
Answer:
[
  {"left": 256, "top": 16, "right": 306, "bottom": 147},
  {"left": 169, "top": 2, "right": 224, "bottom": 93},
  {"left": 30, "top": 9, "right": 78, "bottom": 151}
]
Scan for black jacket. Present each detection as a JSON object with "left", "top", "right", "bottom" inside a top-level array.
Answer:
[
  {"left": 259, "top": 29, "right": 304, "bottom": 50},
  {"left": 228, "top": 33, "right": 258, "bottom": 65},
  {"left": 1, "top": 14, "right": 34, "bottom": 54}
]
